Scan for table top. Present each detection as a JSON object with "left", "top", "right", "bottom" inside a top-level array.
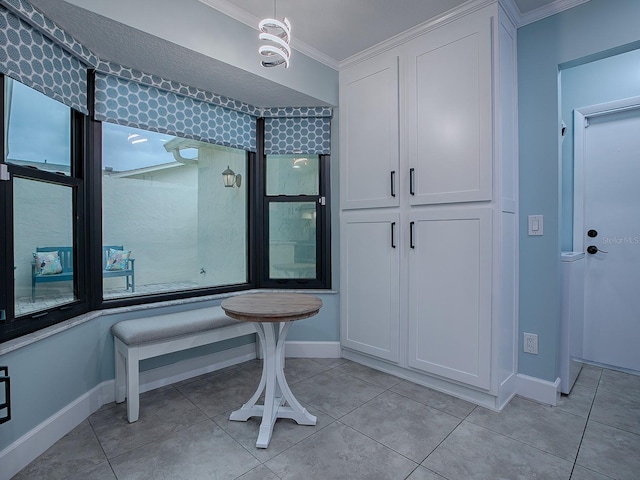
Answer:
[{"left": 221, "top": 293, "right": 322, "bottom": 323}]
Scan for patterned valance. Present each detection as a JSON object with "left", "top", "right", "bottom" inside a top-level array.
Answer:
[
  {"left": 264, "top": 116, "right": 331, "bottom": 155},
  {"left": 0, "top": 1, "right": 94, "bottom": 113},
  {"left": 97, "top": 61, "right": 261, "bottom": 117},
  {"left": 262, "top": 106, "right": 333, "bottom": 118},
  {"left": 95, "top": 73, "right": 256, "bottom": 152}
]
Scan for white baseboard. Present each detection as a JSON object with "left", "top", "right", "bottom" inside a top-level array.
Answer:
[
  {"left": 0, "top": 343, "right": 257, "bottom": 480},
  {"left": 284, "top": 341, "right": 341, "bottom": 358},
  {"left": 0, "top": 379, "right": 109, "bottom": 480},
  {"left": 516, "top": 373, "right": 561, "bottom": 406}
]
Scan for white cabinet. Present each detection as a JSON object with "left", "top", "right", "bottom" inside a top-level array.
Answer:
[
  {"left": 340, "top": 211, "right": 400, "bottom": 362},
  {"left": 405, "top": 12, "right": 493, "bottom": 205},
  {"left": 339, "top": 3, "right": 518, "bottom": 411},
  {"left": 407, "top": 208, "right": 492, "bottom": 389},
  {"left": 339, "top": 51, "right": 400, "bottom": 209}
]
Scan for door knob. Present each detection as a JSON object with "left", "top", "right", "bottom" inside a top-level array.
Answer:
[
  {"left": 587, "top": 245, "right": 608, "bottom": 254},
  {"left": 587, "top": 229, "right": 598, "bottom": 238}
]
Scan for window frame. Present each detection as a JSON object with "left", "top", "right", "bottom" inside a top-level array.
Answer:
[
  {"left": 256, "top": 118, "right": 331, "bottom": 289},
  {"left": 0, "top": 74, "right": 90, "bottom": 341},
  {"left": 93, "top": 121, "right": 258, "bottom": 310},
  {"left": 0, "top": 78, "right": 332, "bottom": 344}
]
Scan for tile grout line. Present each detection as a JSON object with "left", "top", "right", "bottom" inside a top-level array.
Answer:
[{"left": 568, "top": 369, "right": 601, "bottom": 480}]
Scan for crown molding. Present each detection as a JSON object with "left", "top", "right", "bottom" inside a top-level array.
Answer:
[
  {"left": 338, "top": 0, "right": 497, "bottom": 70},
  {"left": 197, "top": 0, "right": 339, "bottom": 70},
  {"left": 199, "top": 0, "right": 590, "bottom": 71},
  {"left": 511, "top": 0, "right": 591, "bottom": 27}
]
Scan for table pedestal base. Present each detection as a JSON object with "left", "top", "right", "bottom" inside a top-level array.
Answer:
[{"left": 229, "top": 321, "right": 316, "bottom": 448}]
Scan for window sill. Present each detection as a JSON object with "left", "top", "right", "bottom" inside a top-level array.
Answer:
[{"left": 0, "top": 288, "right": 338, "bottom": 355}]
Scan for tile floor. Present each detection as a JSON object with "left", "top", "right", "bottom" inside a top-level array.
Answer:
[{"left": 13, "top": 360, "right": 640, "bottom": 480}]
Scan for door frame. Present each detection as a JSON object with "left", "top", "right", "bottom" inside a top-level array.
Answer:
[{"left": 573, "top": 95, "right": 640, "bottom": 251}]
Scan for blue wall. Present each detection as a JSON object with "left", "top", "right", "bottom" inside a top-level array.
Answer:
[
  {"left": 560, "top": 48, "right": 640, "bottom": 250},
  {"left": 518, "top": 0, "right": 640, "bottom": 381}
]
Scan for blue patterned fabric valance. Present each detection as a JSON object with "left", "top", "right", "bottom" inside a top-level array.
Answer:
[
  {"left": 264, "top": 116, "right": 331, "bottom": 155},
  {"left": 0, "top": 3, "right": 92, "bottom": 113},
  {"left": 95, "top": 73, "right": 257, "bottom": 152},
  {"left": 262, "top": 106, "right": 333, "bottom": 118},
  {"left": 97, "top": 61, "right": 261, "bottom": 117}
]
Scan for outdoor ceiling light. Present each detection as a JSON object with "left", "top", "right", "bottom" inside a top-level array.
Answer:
[
  {"left": 222, "top": 165, "right": 242, "bottom": 188},
  {"left": 127, "top": 133, "right": 147, "bottom": 145},
  {"left": 258, "top": 1, "right": 291, "bottom": 68},
  {"left": 292, "top": 157, "right": 308, "bottom": 168}
]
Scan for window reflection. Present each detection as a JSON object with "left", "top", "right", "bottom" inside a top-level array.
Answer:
[
  {"left": 266, "top": 154, "right": 319, "bottom": 196},
  {"left": 101, "top": 123, "right": 248, "bottom": 299},
  {"left": 269, "top": 202, "right": 317, "bottom": 279},
  {"left": 5, "top": 78, "right": 71, "bottom": 173},
  {"left": 13, "top": 179, "right": 75, "bottom": 315}
]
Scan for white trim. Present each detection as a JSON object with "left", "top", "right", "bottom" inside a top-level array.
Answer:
[
  {"left": 199, "top": 0, "right": 588, "bottom": 69},
  {"left": 284, "top": 341, "right": 341, "bottom": 358},
  {"left": 516, "top": 373, "right": 561, "bottom": 406},
  {"left": 196, "top": 0, "right": 339, "bottom": 70},
  {"left": 572, "top": 96, "right": 640, "bottom": 252},
  {"left": 0, "top": 381, "right": 109, "bottom": 480},
  {"left": 339, "top": 0, "right": 496, "bottom": 70},
  {"left": 517, "top": 0, "right": 590, "bottom": 27},
  {"left": 343, "top": 349, "right": 507, "bottom": 412},
  {"left": 573, "top": 108, "right": 587, "bottom": 251},
  {"left": 0, "top": 344, "right": 256, "bottom": 480}
]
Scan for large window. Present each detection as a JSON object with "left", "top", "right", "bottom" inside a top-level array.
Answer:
[
  {"left": 101, "top": 123, "right": 248, "bottom": 300},
  {"left": 1, "top": 77, "right": 87, "bottom": 339},
  {"left": 0, "top": 75, "right": 332, "bottom": 343}
]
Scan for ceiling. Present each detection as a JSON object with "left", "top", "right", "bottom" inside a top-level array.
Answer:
[
  {"left": 28, "top": 0, "right": 585, "bottom": 107},
  {"left": 201, "top": 0, "right": 567, "bottom": 65}
]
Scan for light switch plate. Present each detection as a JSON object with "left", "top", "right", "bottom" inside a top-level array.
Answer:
[{"left": 528, "top": 215, "right": 543, "bottom": 236}]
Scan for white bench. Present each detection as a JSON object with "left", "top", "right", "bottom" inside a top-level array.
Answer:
[{"left": 111, "top": 305, "right": 257, "bottom": 422}]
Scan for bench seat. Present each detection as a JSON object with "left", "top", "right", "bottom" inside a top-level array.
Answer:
[{"left": 111, "top": 305, "right": 256, "bottom": 422}]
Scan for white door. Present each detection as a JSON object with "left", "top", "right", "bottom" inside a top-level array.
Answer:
[
  {"left": 339, "top": 51, "right": 400, "bottom": 210},
  {"left": 577, "top": 102, "right": 640, "bottom": 372},
  {"left": 404, "top": 9, "right": 492, "bottom": 206},
  {"left": 407, "top": 207, "right": 492, "bottom": 389},
  {"left": 340, "top": 211, "right": 400, "bottom": 362}
]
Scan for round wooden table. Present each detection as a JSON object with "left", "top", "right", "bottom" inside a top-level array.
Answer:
[{"left": 221, "top": 292, "right": 322, "bottom": 448}]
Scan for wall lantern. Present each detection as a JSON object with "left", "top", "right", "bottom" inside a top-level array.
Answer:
[{"left": 222, "top": 165, "right": 242, "bottom": 188}]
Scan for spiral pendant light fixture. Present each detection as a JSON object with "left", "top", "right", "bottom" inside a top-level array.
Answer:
[{"left": 258, "top": 0, "right": 291, "bottom": 68}]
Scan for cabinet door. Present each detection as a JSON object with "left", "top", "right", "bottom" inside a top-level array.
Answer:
[
  {"left": 405, "top": 10, "right": 493, "bottom": 205},
  {"left": 341, "top": 211, "right": 400, "bottom": 362},
  {"left": 407, "top": 208, "right": 492, "bottom": 389},
  {"left": 340, "top": 52, "right": 400, "bottom": 209}
]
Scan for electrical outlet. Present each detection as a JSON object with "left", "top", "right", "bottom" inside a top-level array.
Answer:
[{"left": 523, "top": 333, "right": 538, "bottom": 354}]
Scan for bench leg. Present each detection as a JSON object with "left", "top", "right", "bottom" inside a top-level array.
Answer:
[
  {"left": 126, "top": 347, "right": 140, "bottom": 423},
  {"left": 114, "top": 339, "right": 127, "bottom": 404}
]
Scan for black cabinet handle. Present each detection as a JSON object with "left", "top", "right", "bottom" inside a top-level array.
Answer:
[
  {"left": 390, "top": 171, "right": 396, "bottom": 197},
  {"left": 409, "top": 168, "right": 415, "bottom": 196},
  {"left": 410, "top": 221, "right": 415, "bottom": 249},
  {"left": 391, "top": 222, "right": 396, "bottom": 248}
]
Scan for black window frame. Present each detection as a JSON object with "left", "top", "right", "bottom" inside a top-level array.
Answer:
[
  {"left": 93, "top": 120, "right": 258, "bottom": 311},
  {"left": 0, "top": 74, "right": 90, "bottom": 342},
  {"left": 255, "top": 118, "right": 332, "bottom": 289},
  {"left": 0, "top": 80, "right": 332, "bottom": 344}
]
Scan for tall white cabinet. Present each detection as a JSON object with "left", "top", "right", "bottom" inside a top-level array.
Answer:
[{"left": 339, "top": 2, "right": 518, "bottom": 410}]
